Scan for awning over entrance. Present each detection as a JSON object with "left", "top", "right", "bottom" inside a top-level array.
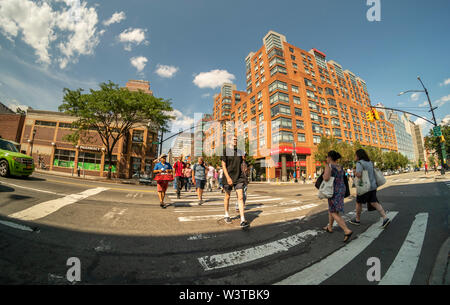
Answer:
[{"left": 270, "top": 146, "right": 311, "bottom": 156}]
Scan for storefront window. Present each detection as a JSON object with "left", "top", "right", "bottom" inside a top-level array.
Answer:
[
  {"left": 78, "top": 152, "right": 102, "bottom": 171},
  {"left": 53, "top": 149, "right": 75, "bottom": 168},
  {"left": 103, "top": 155, "right": 118, "bottom": 173}
]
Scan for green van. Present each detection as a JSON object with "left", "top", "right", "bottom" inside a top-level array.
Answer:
[{"left": 0, "top": 138, "right": 34, "bottom": 177}]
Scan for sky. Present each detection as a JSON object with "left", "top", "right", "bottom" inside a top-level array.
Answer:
[{"left": 0, "top": 0, "right": 449, "bottom": 153}]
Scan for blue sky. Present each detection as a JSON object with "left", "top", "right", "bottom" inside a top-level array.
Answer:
[{"left": 0, "top": 0, "right": 449, "bottom": 152}]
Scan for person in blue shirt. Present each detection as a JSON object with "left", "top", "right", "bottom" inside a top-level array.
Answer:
[{"left": 153, "top": 154, "right": 173, "bottom": 208}]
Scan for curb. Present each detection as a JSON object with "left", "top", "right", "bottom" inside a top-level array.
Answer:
[{"left": 428, "top": 237, "right": 450, "bottom": 285}]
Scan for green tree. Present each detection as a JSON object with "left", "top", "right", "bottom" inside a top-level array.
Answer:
[
  {"left": 424, "top": 125, "right": 449, "bottom": 165},
  {"left": 59, "top": 81, "right": 173, "bottom": 179}
]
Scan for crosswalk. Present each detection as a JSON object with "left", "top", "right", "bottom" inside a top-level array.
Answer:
[
  {"left": 195, "top": 210, "right": 431, "bottom": 285},
  {"left": 165, "top": 191, "right": 319, "bottom": 224},
  {"left": 389, "top": 178, "right": 431, "bottom": 183}
]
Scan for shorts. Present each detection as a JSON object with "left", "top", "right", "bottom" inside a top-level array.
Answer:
[
  {"left": 157, "top": 181, "right": 169, "bottom": 192},
  {"left": 356, "top": 189, "right": 378, "bottom": 204},
  {"left": 224, "top": 182, "right": 245, "bottom": 194},
  {"left": 195, "top": 179, "right": 206, "bottom": 189}
]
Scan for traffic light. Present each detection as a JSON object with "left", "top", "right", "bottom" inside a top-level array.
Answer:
[
  {"left": 440, "top": 135, "right": 445, "bottom": 143},
  {"left": 373, "top": 109, "right": 380, "bottom": 120},
  {"left": 366, "top": 110, "right": 374, "bottom": 122}
]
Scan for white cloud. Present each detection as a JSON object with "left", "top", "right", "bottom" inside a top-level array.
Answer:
[
  {"left": 155, "top": 64, "right": 179, "bottom": 78},
  {"left": 418, "top": 101, "right": 428, "bottom": 107},
  {"left": 201, "top": 93, "right": 211, "bottom": 98},
  {"left": 193, "top": 69, "right": 235, "bottom": 89},
  {"left": 439, "top": 78, "right": 450, "bottom": 87},
  {"left": 130, "top": 56, "right": 147, "bottom": 73},
  {"left": 118, "top": 27, "right": 148, "bottom": 51},
  {"left": 7, "top": 101, "right": 30, "bottom": 113},
  {"left": 440, "top": 114, "right": 450, "bottom": 126},
  {"left": 410, "top": 93, "right": 420, "bottom": 101},
  {"left": 435, "top": 94, "right": 450, "bottom": 107},
  {"left": 168, "top": 109, "right": 195, "bottom": 133},
  {"left": 0, "top": 0, "right": 103, "bottom": 69},
  {"left": 103, "top": 11, "right": 125, "bottom": 26}
]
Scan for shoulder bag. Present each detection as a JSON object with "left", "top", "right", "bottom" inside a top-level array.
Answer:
[
  {"left": 356, "top": 162, "right": 371, "bottom": 196},
  {"left": 318, "top": 165, "right": 334, "bottom": 199}
]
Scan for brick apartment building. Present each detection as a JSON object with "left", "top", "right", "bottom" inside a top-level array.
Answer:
[
  {"left": 0, "top": 101, "right": 25, "bottom": 143},
  {"left": 208, "top": 31, "right": 397, "bottom": 181}
]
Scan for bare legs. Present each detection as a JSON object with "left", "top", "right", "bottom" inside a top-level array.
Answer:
[
  {"left": 355, "top": 202, "right": 387, "bottom": 221},
  {"left": 224, "top": 188, "right": 245, "bottom": 221}
]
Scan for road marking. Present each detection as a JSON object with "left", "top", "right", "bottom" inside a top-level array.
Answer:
[
  {"left": 8, "top": 187, "right": 109, "bottom": 221},
  {"left": 198, "top": 229, "right": 320, "bottom": 271},
  {"left": 379, "top": 213, "right": 428, "bottom": 285},
  {"left": 0, "top": 220, "right": 35, "bottom": 232},
  {"left": 178, "top": 204, "right": 318, "bottom": 222},
  {"left": 275, "top": 211, "right": 398, "bottom": 285},
  {"left": 0, "top": 181, "right": 64, "bottom": 196}
]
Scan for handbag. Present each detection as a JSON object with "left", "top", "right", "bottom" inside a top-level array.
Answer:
[
  {"left": 374, "top": 168, "right": 386, "bottom": 187},
  {"left": 343, "top": 174, "right": 350, "bottom": 198},
  {"left": 318, "top": 165, "right": 334, "bottom": 199},
  {"left": 314, "top": 173, "right": 323, "bottom": 189}
]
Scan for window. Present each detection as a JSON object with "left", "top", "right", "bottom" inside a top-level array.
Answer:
[
  {"left": 272, "top": 130, "right": 294, "bottom": 144},
  {"left": 296, "top": 120, "right": 304, "bottom": 129},
  {"left": 321, "top": 108, "right": 328, "bottom": 115},
  {"left": 272, "top": 117, "right": 292, "bottom": 130},
  {"left": 329, "top": 108, "right": 339, "bottom": 117},
  {"left": 251, "top": 106, "right": 256, "bottom": 115},
  {"left": 104, "top": 155, "right": 118, "bottom": 173},
  {"left": 291, "top": 55, "right": 296, "bottom": 60},
  {"left": 325, "top": 128, "right": 331, "bottom": 136},
  {"left": 269, "top": 91, "right": 290, "bottom": 104},
  {"left": 258, "top": 102, "right": 263, "bottom": 111},
  {"left": 293, "top": 63, "right": 298, "bottom": 69},
  {"left": 327, "top": 98, "right": 337, "bottom": 106},
  {"left": 304, "top": 78, "right": 313, "bottom": 87},
  {"left": 313, "top": 135, "right": 321, "bottom": 144},
  {"left": 132, "top": 130, "right": 144, "bottom": 143},
  {"left": 269, "top": 56, "right": 286, "bottom": 67},
  {"left": 258, "top": 112, "right": 264, "bottom": 122},
  {"left": 35, "top": 120, "right": 57, "bottom": 127},
  {"left": 259, "top": 136, "right": 266, "bottom": 148},
  {"left": 308, "top": 101, "right": 318, "bottom": 111},
  {"left": 298, "top": 133, "right": 306, "bottom": 142},
  {"left": 289, "top": 47, "right": 294, "bottom": 53},
  {"left": 293, "top": 96, "right": 301, "bottom": 105},
  {"left": 306, "top": 90, "right": 316, "bottom": 99},
  {"left": 333, "top": 128, "right": 342, "bottom": 137},
  {"left": 250, "top": 96, "right": 256, "bottom": 104},
  {"left": 310, "top": 112, "right": 320, "bottom": 122},
  {"left": 53, "top": 149, "right": 75, "bottom": 168},
  {"left": 268, "top": 48, "right": 283, "bottom": 59},
  {"left": 291, "top": 85, "right": 299, "bottom": 93},
  {"left": 58, "top": 122, "right": 74, "bottom": 129},
  {"left": 271, "top": 104, "right": 291, "bottom": 117},
  {"left": 323, "top": 117, "right": 329, "bottom": 125},
  {"left": 270, "top": 65, "right": 287, "bottom": 76},
  {"left": 257, "top": 91, "right": 262, "bottom": 100},
  {"left": 325, "top": 88, "right": 334, "bottom": 96},
  {"left": 312, "top": 123, "right": 322, "bottom": 134},
  {"left": 269, "top": 80, "right": 288, "bottom": 93},
  {"left": 78, "top": 152, "right": 102, "bottom": 171},
  {"left": 294, "top": 108, "right": 302, "bottom": 117},
  {"left": 331, "top": 118, "right": 340, "bottom": 127}
]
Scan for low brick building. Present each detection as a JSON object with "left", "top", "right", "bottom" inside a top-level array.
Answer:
[
  {"left": 19, "top": 109, "right": 159, "bottom": 178},
  {"left": 0, "top": 102, "right": 25, "bottom": 143}
]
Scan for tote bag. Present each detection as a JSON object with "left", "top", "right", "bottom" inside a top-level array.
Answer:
[
  {"left": 356, "top": 169, "right": 370, "bottom": 196},
  {"left": 374, "top": 168, "right": 386, "bottom": 187},
  {"left": 318, "top": 165, "right": 334, "bottom": 199}
]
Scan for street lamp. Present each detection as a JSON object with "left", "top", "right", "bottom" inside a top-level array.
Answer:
[{"left": 398, "top": 76, "right": 446, "bottom": 175}]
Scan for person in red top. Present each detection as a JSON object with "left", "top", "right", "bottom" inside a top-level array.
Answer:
[
  {"left": 173, "top": 156, "right": 186, "bottom": 199},
  {"left": 424, "top": 163, "right": 428, "bottom": 174}
]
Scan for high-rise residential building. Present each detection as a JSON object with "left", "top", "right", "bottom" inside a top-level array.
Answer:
[
  {"left": 378, "top": 106, "right": 415, "bottom": 162},
  {"left": 171, "top": 132, "right": 194, "bottom": 159},
  {"left": 210, "top": 31, "right": 397, "bottom": 181},
  {"left": 410, "top": 122, "right": 427, "bottom": 164}
]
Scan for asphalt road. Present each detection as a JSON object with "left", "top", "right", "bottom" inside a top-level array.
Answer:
[{"left": 0, "top": 170, "right": 448, "bottom": 285}]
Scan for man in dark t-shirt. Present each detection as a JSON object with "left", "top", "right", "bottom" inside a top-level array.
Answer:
[{"left": 221, "top": 135, "right": 249, "bottom": 229}]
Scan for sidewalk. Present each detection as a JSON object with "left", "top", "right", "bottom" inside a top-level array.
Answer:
[{"left": 33, "top": 169, "right": 141, "bottom": 185}]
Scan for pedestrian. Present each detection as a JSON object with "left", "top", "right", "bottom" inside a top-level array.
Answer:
[
  {"left": 206, "top": 163, "right": 215, "bottom": 192},
  {"left": 425, "top": 163, "right": 428, "bottom": 174},
  {"left": 153, "top": 154, "right": 173, "bottom": 209},
  {"left": 173, "top": 156, "right": 186, "bottom": 199},
  {"left": 322, "top": 151, "right": 353, "bottom": 242},
  {"left": 236, "top": 154, "right": 249, "bottom": 213},
  {"left": 192, "top": 157, "right": 208, "bottom": 205},
  {"left": 349, "top": 149, "right": 391, "bottom": 228},
  {"left": 183, "top": 163, "right": 193, "bottom": 192},
  {"left": 302, "top": 171, "right": 306, "bottom": 184},
  {"left": 222, "top": 135, "right": 249, "bottom": 229}
]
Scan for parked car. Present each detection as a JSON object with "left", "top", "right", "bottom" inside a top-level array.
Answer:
[
  {"left": 139, "top": 172, "right": 153, "bottom": 185},
  {"left": 394, "top": 170, "right": 400, "bottom": 175},
  {"left": 0, "top": 138, "right": 34, "bottom": 178}
]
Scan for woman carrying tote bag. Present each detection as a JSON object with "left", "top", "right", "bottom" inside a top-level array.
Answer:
[
  {"left": 349, "top": 149, "right": 391, "bottom": 228},
  {"left": 322, "top": 151, "right": 353, "bottom": 242}
]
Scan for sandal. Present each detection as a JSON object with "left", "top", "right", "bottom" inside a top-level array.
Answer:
[
  {"left": 160, "top": 202, "right": 166, "bottom": 209},
  {"left": 323, "top": 226, "right": 333, "bottom": 233},
  {"left": 343, "top": 231, "right": 353, "bottom": 243}
]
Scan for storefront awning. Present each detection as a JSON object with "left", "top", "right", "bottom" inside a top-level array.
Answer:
[{"left": 270, "top": 146, "right": 311, "bottom": 156}]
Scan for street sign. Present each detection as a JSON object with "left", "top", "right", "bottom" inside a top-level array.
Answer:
[{"left": 433, "top": 126, "right": 442, "bottom": 137}]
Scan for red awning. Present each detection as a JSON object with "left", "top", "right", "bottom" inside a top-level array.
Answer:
[{"left": 270, "top": 146, "right": 311, "bottom": 156}]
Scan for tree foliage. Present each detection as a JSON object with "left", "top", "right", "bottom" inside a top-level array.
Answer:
[
  {"left": 424, "top": 124, "right": 449, "bottom": 164},
  {"left": 59, "top": 81, "right": 173, "bottom": 178}
]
